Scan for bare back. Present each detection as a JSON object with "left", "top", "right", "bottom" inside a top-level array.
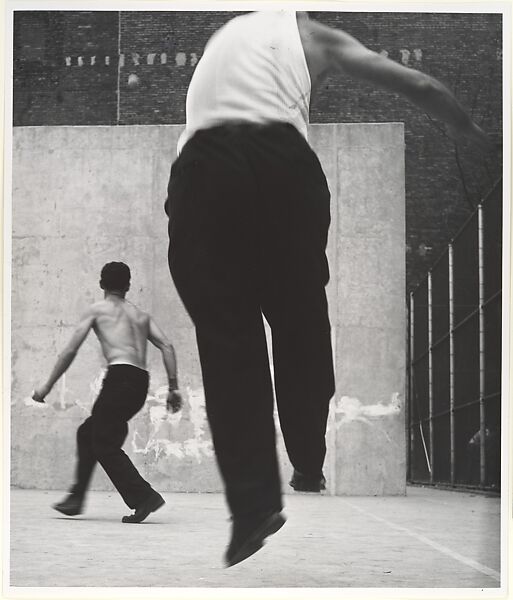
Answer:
[{"left": 91, "top": 297, "right": 150, "bottom": 370}]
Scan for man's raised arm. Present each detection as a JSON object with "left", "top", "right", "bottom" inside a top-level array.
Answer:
[
  {"left": 147, "top": 317, "right": 183, "bottom": 413},
  {"left": 32, "top": 309, "right": 95, "bottom": 402},
  {"left": 302, "top": 17, "right": 490, "bottom": 149}
]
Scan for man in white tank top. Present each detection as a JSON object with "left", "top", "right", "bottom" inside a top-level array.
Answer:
[
  {"left": 33, "top": 262, "right": 183, "bottom": 523},
  {"left": 165, "top": 11, "right": 489, "bottom": 567}
]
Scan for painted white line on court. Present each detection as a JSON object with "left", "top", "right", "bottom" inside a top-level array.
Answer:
[{"left": 341, "top": 499, "right": 501, "bottom": 583}]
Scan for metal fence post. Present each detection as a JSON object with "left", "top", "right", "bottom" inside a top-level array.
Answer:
[
  {"left": 408, "top": 292, "right": 415, "bottom": 481},
  {"left": 478, "top": 204, "right": 486, "bottom": 487},
  {"left": 448, "top": 244, "right": 455, "bottom": 485},
  {"left": 428, "top": 271, "right": 434, "bottom": 484}
]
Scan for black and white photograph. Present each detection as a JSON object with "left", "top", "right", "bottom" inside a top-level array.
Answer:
[{"left": 3, "top": 0, "right": 510, "bottom": 595}]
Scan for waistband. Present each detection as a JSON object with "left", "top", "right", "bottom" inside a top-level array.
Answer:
[
  {"left": 106, "top": 364, "right": 149, "bottom": 377},
  {"left": 192, "top": 120, "right": 299, "bottom": 139},
  {"left": 175, "top": 120, "right": 309, "bottom": 170}
]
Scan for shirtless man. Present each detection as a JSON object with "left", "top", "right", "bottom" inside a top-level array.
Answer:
[
  {"left": 165, "top": 11, "right": 490, "bottom": 566},
  {"left": 33, "top": 262, "right": 182, "bottom": 523}
]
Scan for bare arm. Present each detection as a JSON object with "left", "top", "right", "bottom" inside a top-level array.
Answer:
[
  {"left": 148, "top": 317, "right": 182, "bottom": 412},
  {"left": 303, "top": 18, "right": 490, "bottom": 148},
  {"left": 32, "top": 310, "right": 95, "bottom": 402},
  {"left": 148, "top": 317, "right": 178, "bottom": 385}
]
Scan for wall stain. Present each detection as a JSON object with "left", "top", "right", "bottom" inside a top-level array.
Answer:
[
  {"left": 131, "top": 386, "right": 213, "bottom": 462},
  {"left": 333, "top": 393, "right": 402, "bottom": 428}
]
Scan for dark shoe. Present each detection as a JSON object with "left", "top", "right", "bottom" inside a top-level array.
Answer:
[
  {"left": 122, "top": 491, "right": 165, "bottom": 523},
  {"left": 52, "top": 493, "right": 84, "bottom": 516},
  {"left": 225, "top": 510, "right": 286, "bottom": 567},
  {"left": 289, "top": 469, "right": 326, "bottom": 492}
]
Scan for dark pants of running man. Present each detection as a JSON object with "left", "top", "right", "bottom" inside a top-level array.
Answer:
[
  {"left": 69, "top": 364, "right": 154, "bottom": 509},
  {"left": 165, "top": 122, "right": 335, "bottom": 520}
]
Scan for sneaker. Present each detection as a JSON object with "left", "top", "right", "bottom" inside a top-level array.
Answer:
[{"left": 289, "top": 469, "right": 326, "bottom": 492}]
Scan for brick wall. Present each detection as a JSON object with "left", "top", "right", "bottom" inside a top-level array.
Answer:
[
  {"left": 12, "top": 10, "right": 503, "bottom": 290},
  {"left": 13, "top": 11, "right": 119, "bottom": 125}
]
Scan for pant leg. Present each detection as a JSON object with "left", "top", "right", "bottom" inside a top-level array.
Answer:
[
  {"left": 166, "top": 130, "right": 282, "bottom": 519},
  {"left": 91, "top": 366, "right": 153, "bottom": 509},
  {"left": 263, "top": 285, "right": 335, "bottom": 477},
  {"left": 193, "top": 300, "right": 281, "bottom": 519},
  {"left": 69, "top": 416, "right": 97, "bottom": 497},
  {"left": 254, "top": 125, "right": 336, "bottom": 477}
]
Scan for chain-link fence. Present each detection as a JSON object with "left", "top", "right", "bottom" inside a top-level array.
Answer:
[{"left": 408, "top": 179, "right": 502, "bottom": 490}]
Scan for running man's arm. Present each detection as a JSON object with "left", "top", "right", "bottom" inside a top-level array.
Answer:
[
  {"left": 32, "top": 309, "right": 95, "bottom": 402},
  {"left": 148, "top": 317, "right": 183, "bottom": 412},
  {"left": 304, "top": 18, "right": 490, "bottom": 149}
]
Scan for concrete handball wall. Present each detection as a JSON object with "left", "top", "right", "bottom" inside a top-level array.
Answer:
[{"left": 10, "top": 123, "right": 405, "bottom": 496}]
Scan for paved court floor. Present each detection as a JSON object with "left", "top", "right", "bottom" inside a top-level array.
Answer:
[{"left": 7, "top": 485, "right": 502, "bottom": 591}]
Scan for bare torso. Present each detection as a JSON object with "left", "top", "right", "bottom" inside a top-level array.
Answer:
[{"left": 91, "top": 296, "right": 150, "bottom": 370}]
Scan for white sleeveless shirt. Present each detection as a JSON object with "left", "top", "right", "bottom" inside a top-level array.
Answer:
[{"left": 177, "top": 11, "right": 311, "bottom": 153}]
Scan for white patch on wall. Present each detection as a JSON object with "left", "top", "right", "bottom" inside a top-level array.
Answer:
[
  {"left": 23, "top": 395, "right": 48, "bottom": 408},
  {"left": 59, "top": 373, "right": 67, "bottom": 410},
  {"left": 399, "top": 49, "right": 411, "bottom": 65},
  {"left": 89, "top": 369, "right": 106, "bottom": 399},
  {"left": 131, "top": 386, "right": 213, "bottom": 461},
  {"left": 175, "top": 52, "right": 186, "bottom": 66},
  {"left": 333, "top": 393, "right": 402, "bottom": 427},
  {"left": 187, "top": 386, "right": 211, "bottom": 442}
]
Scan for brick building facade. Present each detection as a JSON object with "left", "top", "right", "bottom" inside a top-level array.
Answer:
[{"left": 12, "top": 10, "right": 503, "bottom": 290}]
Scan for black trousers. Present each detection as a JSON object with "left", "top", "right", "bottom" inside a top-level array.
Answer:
[
  {"left": 70, "top": 364, "right": 153, "bottom": 509},
  {"left": 166, "top": 122, "right": 335, "bottom": 519}
]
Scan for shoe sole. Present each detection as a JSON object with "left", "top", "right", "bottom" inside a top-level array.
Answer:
[
  {"left": 52, "top": 503, "right": 83, "bottom": 516},
  {"left": 226, "top": 512, "right": 286, "bottom": 567},
  {"left": 289, "top": 484, "right": 325, "bottom": 492},
  {"left": 289, "top": 478, "right": 326, "bottom": 493},
  {"left": 122, "top": 495, "right": 165, "bottom": 523}
]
